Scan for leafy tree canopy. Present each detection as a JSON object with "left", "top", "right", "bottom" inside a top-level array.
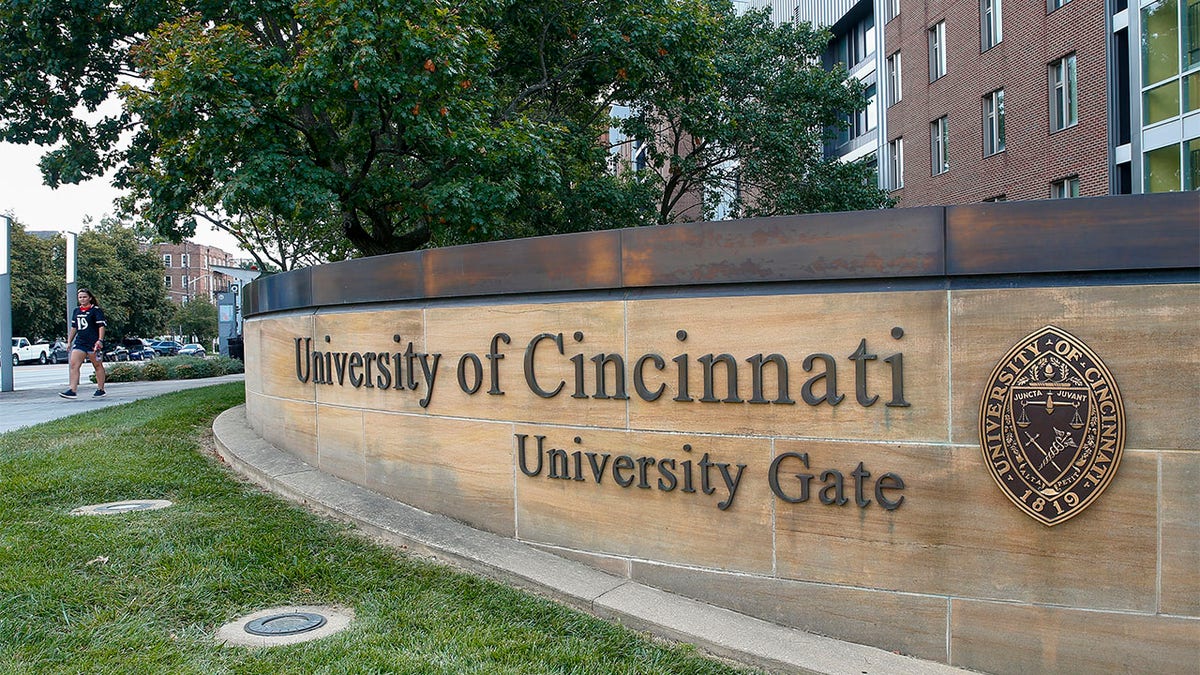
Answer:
[
  {"left": 7, "top": 219, "right": 63, "bottom": 341},
  {"left": 1, "top": 0, "right": 889, "bottom": 259},
  {"left": 172, "top": 295, "right": 218, "bottom": 344},
  {"left": 4, "top": 217, "right": 176, "bottom": 342}
]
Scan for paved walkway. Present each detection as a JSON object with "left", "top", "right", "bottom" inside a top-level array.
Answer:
[{"left": 0, "top": 374, "right": 246, "bottom": 433}]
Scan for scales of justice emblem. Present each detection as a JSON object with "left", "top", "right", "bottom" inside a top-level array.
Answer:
[{"left": 979, "top": 326, "right": 1125, "bottom": 526}]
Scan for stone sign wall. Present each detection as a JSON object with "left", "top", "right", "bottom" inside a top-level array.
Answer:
[{"left": 242, "top": 194, "right": 1199, "bottom": 672}]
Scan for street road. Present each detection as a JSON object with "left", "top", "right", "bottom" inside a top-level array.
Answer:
[{"left": 6, "top": 362, "right": 99, "bottom": 391}]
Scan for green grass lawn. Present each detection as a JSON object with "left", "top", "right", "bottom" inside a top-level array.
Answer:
[{"left": 0, "top": 383, "right": 755, "bottom": 674}]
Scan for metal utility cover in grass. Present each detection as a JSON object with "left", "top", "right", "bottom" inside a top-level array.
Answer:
[
  {"left": 217, "top": 606, "right": 354, "bottom": 647},
  {"left": 70, "top": 500, "right": 174, "bottom": 516}
]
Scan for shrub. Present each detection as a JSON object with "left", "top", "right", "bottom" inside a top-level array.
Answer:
[
  {"left": 212, "top": 356, "right": 245, "bottom": 375},
  {"left": 174, "top": 364, "right": 197, "bottom": 379},
  {"left": 142, "top": 361, "right": 168, "bottom": 381},
  {"left": 189, "top": 359, "right": 217, "bottom": 378},
  {"left": 103, "top": 363, "right": 140, "bottom": 382}
]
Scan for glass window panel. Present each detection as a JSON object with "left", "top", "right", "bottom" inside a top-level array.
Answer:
[
  {"left": 930, "top": 22, "right": 946, "bottom": 81},
  {"left": 982, "top": 0, "right": 1003, "bottom": 50},
  {"left": 1145, "top": 144, "right": 1183, "bottom": 192},
  {"left": 1144, "top": 79, "right": 1182, "bottom": 123},
  {"left": 1186, "top": 140, "right": 1200, "bottom": 189},
  {"left": 888, "top": 138, "right": 904, "bottom": 189},
  {"left": 865, "top": 15, "right": 875, "bottom": 60},
  {"left": 866, "top": 85, "right": 878, "bottom": 130},
  {"left": 984, "top": 90, "right": 1006, "bottom": 155},
  {"left": 887, "top": 52, "right": 902, "bottom": 106},
  {"left": 1142, "top": 0, "right": 1180, "bottom": 85},
  {"left": 1067, "top": 55, "right": 1077, "bottom": 124},
  {"left": 931, "top": 117, "right": 949, "bottom": 175},
  {"left": 1186, "top": 71, "right": 1200, "bottom": 112},
  {"left": 1186, "top": 0, "right": 1200, "bottom": 69}
]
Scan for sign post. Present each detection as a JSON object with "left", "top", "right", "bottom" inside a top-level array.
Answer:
[
  {"left": 65, "top": 232, "right": 77, "bottom": 339},
  {"left": 0, "top": 216, "right": 11, "bottom": 392}
]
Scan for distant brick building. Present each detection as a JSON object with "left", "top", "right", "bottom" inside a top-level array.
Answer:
[
  {"left": 750, "top": 0, "right": 1199, "bottom": 204},
  {"left": 153, "top": 241, "right": 235, "bottom": 304}
]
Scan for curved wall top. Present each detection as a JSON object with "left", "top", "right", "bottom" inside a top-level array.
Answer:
[{"left": 244, "top": 193, "right": 1199, "bottom": 316}]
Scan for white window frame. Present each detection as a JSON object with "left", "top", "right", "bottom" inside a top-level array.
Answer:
[
  {"left": 929, "top": 22, "right": 947, "bottom": 82},
  {"left": 984, "top": 89, "right": 1006, "bottom": 156},
  {"left": 1050, "top": 54, "right": 1078, "bottom": 132},
  {"left": 180, "top": 253, "right": 190, "bottom": 268},
  {"left": 164, "top": 275, "right": 172, "bottom": 288},
  {"left": 886, "top": 52, "right": 903, "bottom": 106},
  {"left": 1051, "top": 176, "right": 1080, "bottom": 198},
  {"left": 887, "top": 0, "right": 900, "bottom": 22},
  {"left": 888, "top": 138, "right": 905, "bottom": 190},
  {"left": 931, "top": 116, "right": 949, "bottom": 175},
  {"left": 1049, "top": 0, "right": 1071, "bottom": 12},
  {"left": 162, "top": 254, "right": 172, "bottom": 267},
  {"left": 982, "top": 0, "right": 1003, "bottom": 51}
]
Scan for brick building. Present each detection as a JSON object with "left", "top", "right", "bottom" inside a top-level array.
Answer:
[
  {"left": 751, "top": 0, "right": 1199, "bottom": 205},
  {"left": 153, "top": 241, "right": 235, "bottom": 304}
]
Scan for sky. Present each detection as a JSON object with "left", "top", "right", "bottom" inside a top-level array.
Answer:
[{"left": 1, "top": 141, "right": 247, "bottom": 256}]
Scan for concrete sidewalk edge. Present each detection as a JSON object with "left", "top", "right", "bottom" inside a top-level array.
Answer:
[{"left": 212, "top": 405, "right": 970, "bottom": 675}]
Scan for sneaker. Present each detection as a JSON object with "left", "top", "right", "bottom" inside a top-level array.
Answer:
[
  {"left": 93, "top": 389, "right": 107, "bottom": 398},
  {"left": 59, "top": 389, "right": 77, "bottom": 399}
]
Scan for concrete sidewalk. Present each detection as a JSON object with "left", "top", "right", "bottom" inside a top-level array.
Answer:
[
  {"left": 0, "top": 374, "right": 246, "bottom": 434},
  {"left": 213, "top": 404, "right": 973, "bottom": 675}
]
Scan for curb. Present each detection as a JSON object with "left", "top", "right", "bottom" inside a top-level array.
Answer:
[{"left": 213, "top": 405, "right": 971, "bottom": 675}]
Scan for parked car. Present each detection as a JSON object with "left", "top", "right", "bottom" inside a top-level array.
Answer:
[
  {"left": 151, "top": 340, "right": 182, "bottom": 356},
  {"left": 11, "top": 337, "right": 50, "bottom": 365},
  {"left": 104, "top": 345, "right": 130, "bottom": 362},
  {"left": 124, "top": 338, "right": 157, "bottom": 361},
  {"left": 45, "top": 340, "right": 70, "bottom": 364},
  {"left": 178, "top": 343, "right": 207, "bottom": 357}
]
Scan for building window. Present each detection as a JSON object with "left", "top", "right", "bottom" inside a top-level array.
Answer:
[
  {"left": 887, "top": 0, "right": 901, "bottom": 22},
  {"left": 164, "top": 276, "right": 172, "bottom": 288},
  {"left": 931, "top": 116, "right": 949, "bottom": 175},
  {"left": 887, "top": 52, "right": 903, "bottom": 106},
  {"left": 888, "top": 138, "right": 904, "bottom": 190},
  {"left": 982, "top": 0, "right": 1003, "bottom": 51},
  {"left": 1051, "top": 176, "right": 1080, "bottom": 198},
  {"left": 162, "top": 254, "right": 172, "bottom": 267},
  {"left": 1191, "top": 139, "right": 1200, "bottom": 190},
  {"left": 1140, "top": 0, "right": 1200, "bottom": 125},
  {"left": 929, "top": 22, "right": 947, "bottom": 81},
  {"left": 1050, "top": 54, "right": 1077, "bottom": 131},
  {"left": 839, "top": 84, "right": 878, "bottom": 146},
  {"left": 1189, "top": 0, "right": 1200, "bottom": 68},
  {"left": 983, "top": 195, "right": 1007, "bottom": 201},
  {"left": 1145, "top": 143, "right": 1187, "bottom": 192},
  {"left": 1049, "top": 0, "right": 1071, "bottom": 12},
  {"left": 984, "top": 89, "right": 1006, "bottom": 156},
  {"left": 835, "top": 15, "right": 876, "bottom": 69},
  {"left": 180, "top": 253, "right": 190, "bottom": 268}
]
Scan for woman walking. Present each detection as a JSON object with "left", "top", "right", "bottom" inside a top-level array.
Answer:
[{"left": 60, "top": 288, "right": 107, "bottom": 399}]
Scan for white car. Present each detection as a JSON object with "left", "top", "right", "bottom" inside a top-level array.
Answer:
[{"left": 11, "top": 337, "right": 51, "bottom": 366}]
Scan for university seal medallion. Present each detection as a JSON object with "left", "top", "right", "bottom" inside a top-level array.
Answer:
[{"left": 979, "top": 326, "right": 1125, "bottom": 526}]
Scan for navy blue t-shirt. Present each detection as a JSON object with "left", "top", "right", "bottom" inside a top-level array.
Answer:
[{"left": 71, "top": 305, "right": 107, "bottom": 351}]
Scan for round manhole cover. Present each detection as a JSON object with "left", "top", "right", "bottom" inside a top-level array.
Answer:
[
  {"left": 244, "top": 612, "right": 328, "bottom": 636},
  {"left": 71, "top": 500, "right": 173, "bottom": 516},
  {"left": 217, "top": 605, "right": 354, "bottom": 646}
]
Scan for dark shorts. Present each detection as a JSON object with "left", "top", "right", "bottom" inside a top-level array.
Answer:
[{"left": 71, "top": 344, "right": 97, "bottom": 355}]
